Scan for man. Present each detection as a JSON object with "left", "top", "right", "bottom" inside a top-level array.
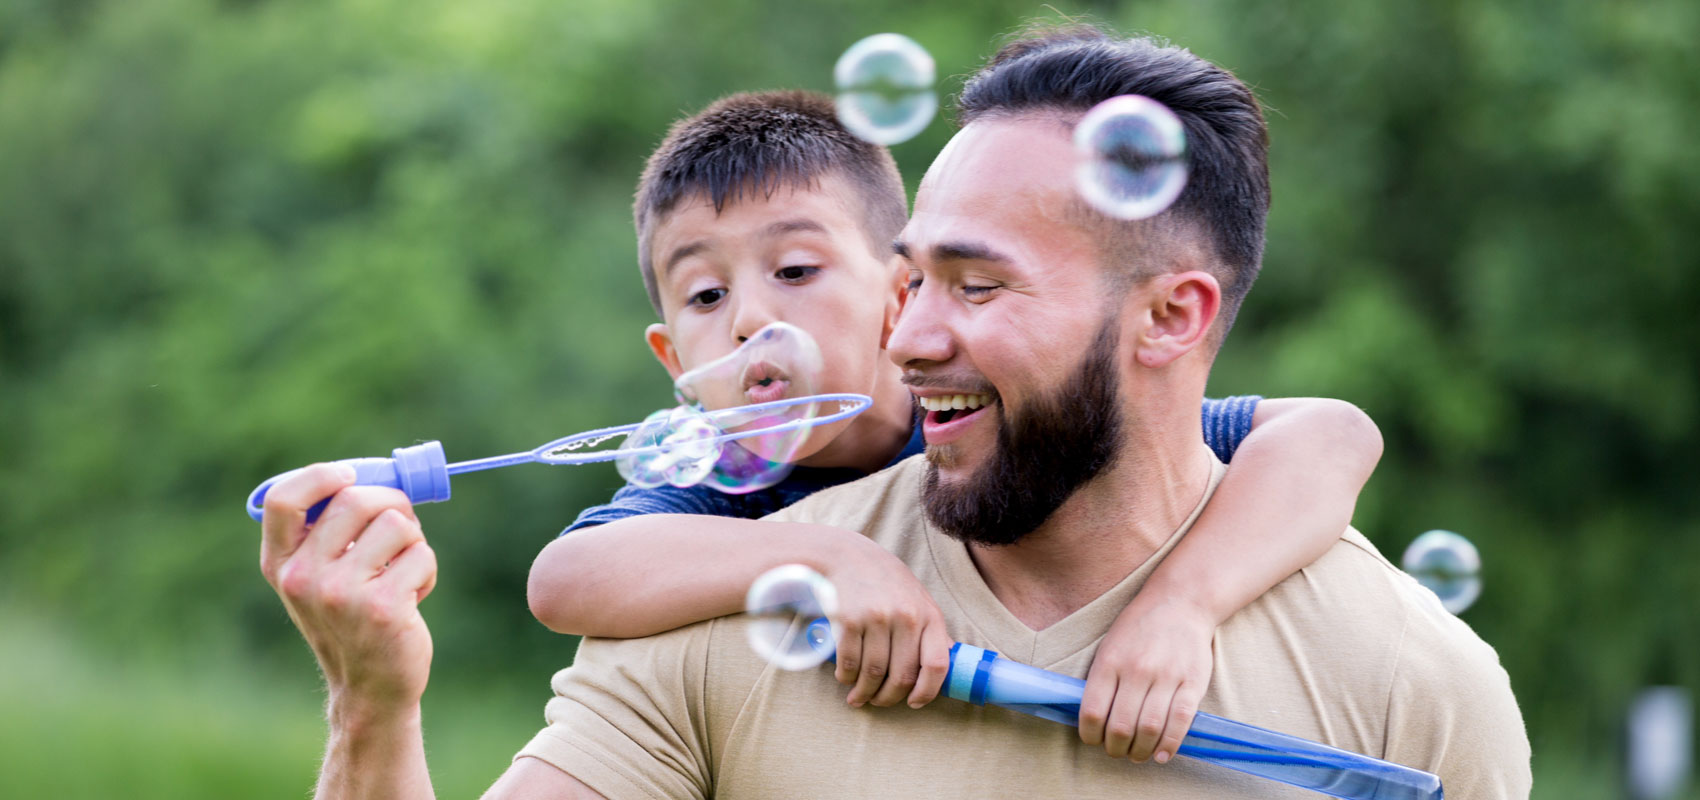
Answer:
[{"left": 262, "top": 25, "right": 1530, "bottom": 799}]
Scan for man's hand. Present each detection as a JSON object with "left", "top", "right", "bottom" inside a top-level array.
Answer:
[
  {"left": 821, "top": 540, "right": 952, "bottom": 710},
  {"left": 259, "top": 463, "right": 439, "bottom": 716},
  {"left": 1077, "top": 596, "right": 1215, "bottom": 764}
]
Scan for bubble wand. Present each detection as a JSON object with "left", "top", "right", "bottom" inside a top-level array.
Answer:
[
  {"left": 746, "top": 565, "right": 1444, "bottom": 800},
  {"left": 246, "top": 322, "right": 865, "bottom": 522}
]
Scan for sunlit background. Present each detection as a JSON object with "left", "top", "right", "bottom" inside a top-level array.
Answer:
[{"left": 2, "top": 0, "right": 1696, "bottom": 796}]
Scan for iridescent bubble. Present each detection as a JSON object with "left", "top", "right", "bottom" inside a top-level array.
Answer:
[
  {"left": 1401, "top": 529, "right": 1482, "bottom": 614},
  {"left": 746, "top": 564, "right": 838, "bottom": 671},
  {"left": 1073, "top": 95, "right": 1189, "bottom": 221},
  {"left": 674, "top": 322, "right": 826, "bottom": 493},
  {"left": 834, "top": 33, "right": 936, "bottom": 146},
  {"left": 615, "top": 406, "right": 721, "bottom": 489}
]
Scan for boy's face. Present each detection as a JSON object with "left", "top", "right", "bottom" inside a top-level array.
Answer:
[{"left": 644, "top": 174, "right": 904, "bottom": 460}]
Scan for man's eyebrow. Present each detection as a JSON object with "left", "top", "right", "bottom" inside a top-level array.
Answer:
[{"left": 892, "top": 239, "right": 1009, "bottom": 264}]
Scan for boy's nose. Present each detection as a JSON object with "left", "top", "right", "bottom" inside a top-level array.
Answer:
[{"left": 730, "top": 294, "right": 783, "bottom": 343}]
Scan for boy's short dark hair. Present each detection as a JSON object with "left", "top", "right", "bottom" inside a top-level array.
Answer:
[
  {"left": 633, "top": 90, "right": 908, "bottom": 317},
  {"left": 958, "top": 24, "right": 1270, "bottom": 340}
]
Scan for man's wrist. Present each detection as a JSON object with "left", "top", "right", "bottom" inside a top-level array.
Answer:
[{"left": 327, "top": 688, "right": 424, "bottom": 740}]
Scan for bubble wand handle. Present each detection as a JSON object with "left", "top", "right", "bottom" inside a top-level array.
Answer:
[
  {"left": 799, "top": 619, "right": 1442, "bottom": 800},
  {"left": 243, "top": 393, "right": 872, "bottom": 522}
]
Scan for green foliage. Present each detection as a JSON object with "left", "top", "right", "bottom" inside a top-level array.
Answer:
[{"left": 1, "top": 0, "right": 1695, "bottom": 795}]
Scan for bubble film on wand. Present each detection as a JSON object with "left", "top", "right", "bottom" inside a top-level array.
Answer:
[
  {"left": 244, "top": 323, "right": 868, "bottom": 522},
  {"left": 745, "top": 565, "right": 1445, "bottom": 800}
]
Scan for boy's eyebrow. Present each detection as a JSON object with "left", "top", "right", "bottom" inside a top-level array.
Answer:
[
  {"left": 662, "top": 219, "right": 833, "bottom": 276},
  {"left": 661, "top": 241, "right": 709, "bottom": 276},
  {"left": 892, "top": 238, "right": 1011, "bottom": 265}
]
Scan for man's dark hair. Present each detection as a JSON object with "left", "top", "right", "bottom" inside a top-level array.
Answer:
[
  {"left": 957, "top": 24, "right": 1270, "bottom": 339},
  {"left": 633, "top": 90, "right": 908, "bottom": 317}
]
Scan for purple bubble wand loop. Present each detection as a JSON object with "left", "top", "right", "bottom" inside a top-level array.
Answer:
[
  {"left": 746, "top": 565, "right": 1444, "bottom": 800},
  {"left": 243, "top": 393, "right": 871, "bottom": 523}
]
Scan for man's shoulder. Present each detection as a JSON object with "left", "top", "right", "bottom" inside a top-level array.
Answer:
[{"left": 762, "top": 454, "right": 929, "bottom": 534}]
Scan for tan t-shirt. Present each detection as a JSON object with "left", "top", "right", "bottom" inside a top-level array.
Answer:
[{"left": 519, "top": 455, "right": 1531, "bottom": 798}]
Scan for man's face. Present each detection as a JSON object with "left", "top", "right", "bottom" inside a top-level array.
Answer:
[
  {"left": 647, "top": 175, "right": 899, "bottom": 461},
  {"left": 890, "top": 116, "right": 1127, "bottom": 543}
]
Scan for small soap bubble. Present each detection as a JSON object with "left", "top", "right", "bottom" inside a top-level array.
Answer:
[
  {"left": 1401, "top": 530, "right": 1482, "bottom": 614},
  {"left": 1073, "top": 95, "right": 1189, "bottom": 221},
  {"left": 834, "top": 33, "right": 936, "bottom": 146},
  {"left": 615, "top": 407, "right": 722, "bottom": 489},
  {"left": 746, "top": 564, "right": 838, "bottom": 671}
]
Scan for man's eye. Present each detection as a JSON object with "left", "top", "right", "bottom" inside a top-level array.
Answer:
[
  {"left": 776, "top": 265, "right": 819, "bottom": 282},
  {"left": 905, "top": 275, "right": 923, "bottom": 292},
  {"left": 689, "top": 288, "right": 726, "bottom": 307},
  {"left": 963, "top": 285, "right": 997, "bottom": 300}
]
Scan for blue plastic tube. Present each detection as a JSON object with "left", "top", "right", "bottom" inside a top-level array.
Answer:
[{"left": 805, "top": 619, "right": 1443, "bottom": 799}]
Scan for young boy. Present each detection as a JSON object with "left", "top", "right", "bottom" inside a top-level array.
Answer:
[{"left": 527, "top": 90, "right": 1383, "bottom": 766}]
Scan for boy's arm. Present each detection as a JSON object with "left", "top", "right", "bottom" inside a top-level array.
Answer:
[
  {"left": 529, "top": 514, "right": 951, "bottom": 708},
  {"left": 1077, "top": 397, "right": 1383, "bottom": 763}
]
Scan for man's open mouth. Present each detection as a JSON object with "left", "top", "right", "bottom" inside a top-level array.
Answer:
[{"left": 918, "top": 393, "right": 997, "bottom": 425}]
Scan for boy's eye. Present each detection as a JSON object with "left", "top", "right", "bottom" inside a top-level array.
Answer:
[
  {"left": 776, "top": 265, "right": 819, "bottom": 282},
  {"left": 689, "top": 287, "right": 727, "bottom": 307}
]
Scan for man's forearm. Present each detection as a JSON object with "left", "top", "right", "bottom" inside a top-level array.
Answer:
[{"left": 316, "top": 696, "right": 435, "bottom": 800}]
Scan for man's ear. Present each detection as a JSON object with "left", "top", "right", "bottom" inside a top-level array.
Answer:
[
  {"left": 1130, "top": 271, "right": 1221, "bottom": 369},
  {"left": 645, "top": 323, "right": 686, "bottom": 380},
  {"left": 881, "top": 256, "right": 908, "bottom": 351}
]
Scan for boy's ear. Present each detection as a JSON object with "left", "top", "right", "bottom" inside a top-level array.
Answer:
[
  {"left": 880, "top": 256, "right": 908, "bottom": 350},
  {"left": 645, "top": 323, "right": 686, "bottom": 380}
]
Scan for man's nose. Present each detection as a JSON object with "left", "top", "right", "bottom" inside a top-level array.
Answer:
[{"left": 886, "top": 284, "right": 954, "bottom": 367}]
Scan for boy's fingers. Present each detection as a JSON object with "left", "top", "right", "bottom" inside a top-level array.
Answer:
[
  {"left": 1077, "top": 667, "right": 1118, "bottom": 746},
  {"left": 846, "top": 628, "right": 891, "bottom": 708},
  {"left": 303, "top": 486, "right": 416, "bottom": 565},
  {"left": 834, "top": 620, "right": 863, "bottom": 687},
  {"left": 1129, "top": 683, "right": 1172, "bottom": 763},
  {"left": 906, "top": 623, "right": 952, "bottom": 708},
  {"left": 260, "top": 464, "right": 355, "bottom": 574},
  {"left": 869, "top": 617, "right": 921, "bottom": 708},
  {"left": 1154, "top": 682, "right": 1202, "bottom": 764},
  {"left": 1102, "top": 681, "right": 1149, "bottom": 759}
]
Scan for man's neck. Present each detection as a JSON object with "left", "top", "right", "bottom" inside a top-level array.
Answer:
[{"left": 966, "top": 407, "right": 1217, "bottom": 631}]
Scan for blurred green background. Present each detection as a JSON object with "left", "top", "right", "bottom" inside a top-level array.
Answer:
[{"left": 2, "top": 0, "right": 1695, "bottom": 796}]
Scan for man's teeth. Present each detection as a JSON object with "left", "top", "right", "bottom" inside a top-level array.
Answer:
[{"left": 919, "top": 394, "right": 994, "bottom": 412}]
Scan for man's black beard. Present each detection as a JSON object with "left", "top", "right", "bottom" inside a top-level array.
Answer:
[{"left": 922, "top": 319, "right": 1123, "bottom": 546}]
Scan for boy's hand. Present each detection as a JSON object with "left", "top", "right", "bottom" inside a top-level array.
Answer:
[
  {"left": 821, "top": 540, "right": 952, "bottom": 710},
  {"left": 1078, "top": 596, "right": 1215, "bottom": 764}
]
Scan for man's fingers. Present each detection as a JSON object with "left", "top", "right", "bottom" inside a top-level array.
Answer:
[
  {"left": 260, "top": 463, "right": 356, "bottom": 576},
  {"left": 345, "top": 509, "right": 426, "bottom": 575},
  {"left": 906, "top": 623, "right": 952, "bottom": 708},
  {"left": 834, "top": 620, "right": 863, "bottom": 687},
  {"left": 302, "top": 486, "right": 417, "bottom": 565},
  {"left": 378, "top": 539, "right": 438, "bottom": 603},
  {"left": 869, "top": 616, "right": 921, "bottom": 708},
  {"left": 1153, "top": 682, "right": 1202, "bottom": 764},
  {"left": 845, "top": 627, "right": 891, "bottom": 708},
  {"left": 1077, "top": 666, "right": 1119, "bottom": 747}
]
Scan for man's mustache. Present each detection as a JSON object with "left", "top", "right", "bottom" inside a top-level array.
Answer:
[{"left": 901, "top": 371, "right": 999, "bottom": 396}]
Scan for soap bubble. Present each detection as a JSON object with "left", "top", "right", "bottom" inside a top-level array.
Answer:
[
  {"left": 673, "top": 322, "right": 828, "bottom": 493},
  {"left": 615, "top": 406, "right": 721, "bottom": 489},
  {"left": 834, "top": 33, "right": 936, "bottom": 146},
  {"left": 1401, "top": 530, "right": 1482, "bottom": 614},
  {"left": 746, "top": 564, "right": 838, "bottom": 671},
  {"left": 1073, "top": 95, "right": 1189, "bottom": 221}
]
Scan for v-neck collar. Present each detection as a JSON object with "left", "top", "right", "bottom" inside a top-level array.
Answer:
[{"left": 922, "top": 458, "right": 1227, "bottom": 670}]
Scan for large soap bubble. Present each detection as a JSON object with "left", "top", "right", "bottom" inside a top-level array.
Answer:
[
  {"left": 1073, "top": 95, "right": 1190, "bottom": 221},
  {"left": 834, "top": 33, "right": 936, "bottom": 146},
  {"left": 746, "top": 564, "right": 838, "bottom": 671},
  {"left": 617, "top": 322, "right": 827, "bottom": 494},
  {"left": 1401, "top": 529, "right": 1482, "bottom": 614}
]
